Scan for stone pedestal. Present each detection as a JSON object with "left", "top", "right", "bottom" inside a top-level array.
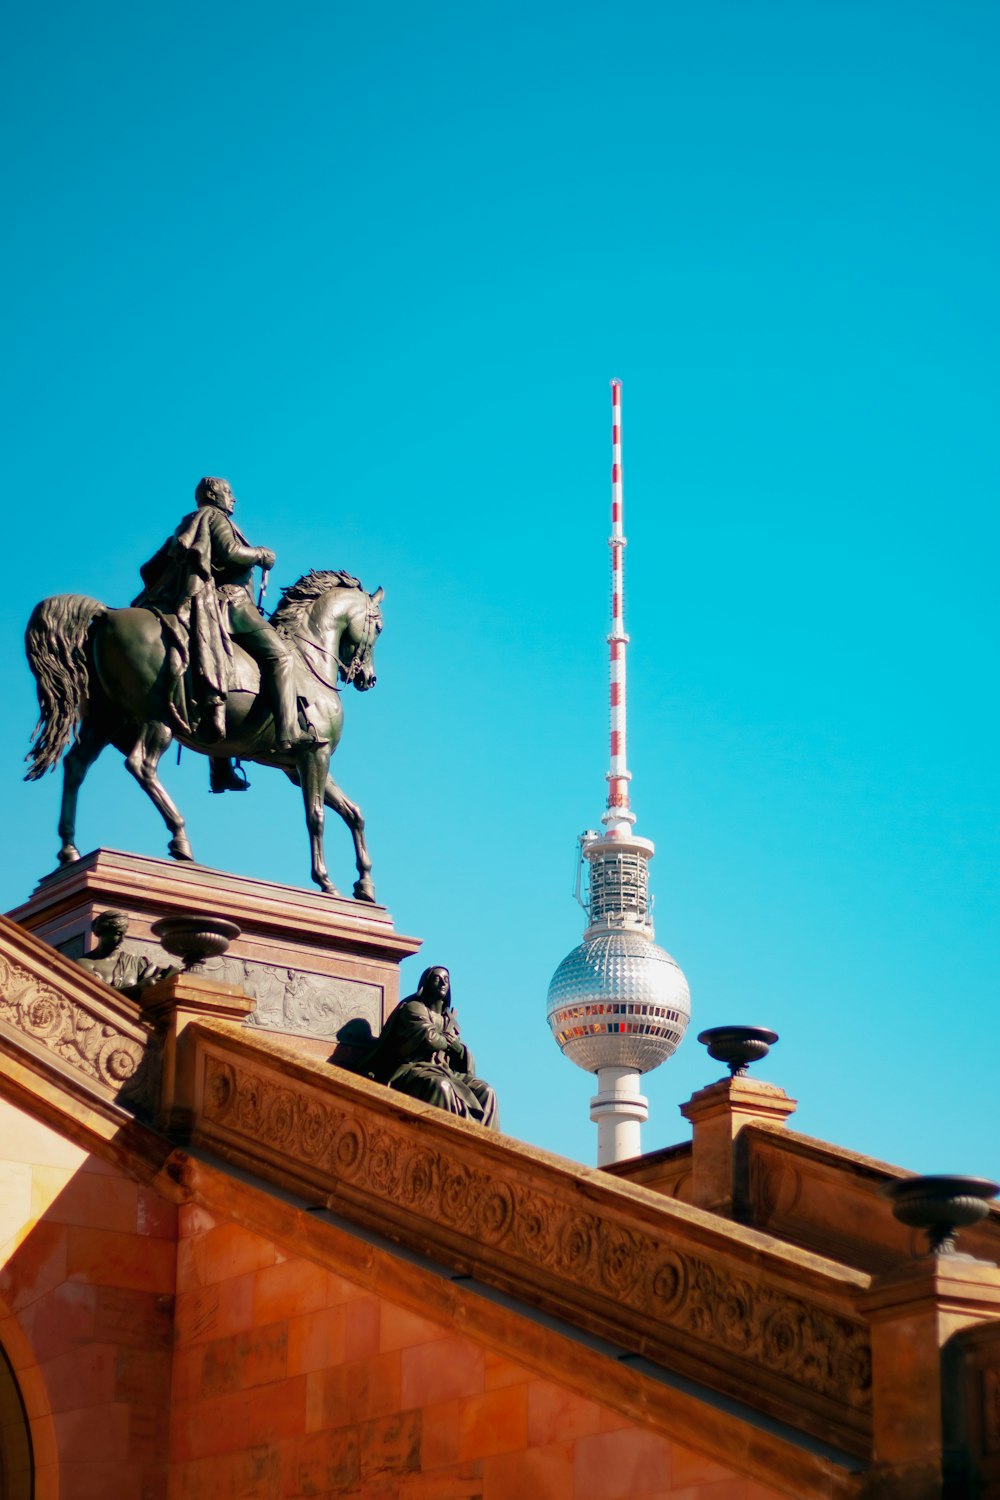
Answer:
[
  {"left": 142, "top": 969, "right": 255, "bottom": 1136},
  {"left": 861, "top": 1255, "right": 1000, "bottom": 1498},
  {"left": 7, "top": 848, "right": 421, "bottom": 1063},
  {"left": 680, "top": 1075, "right": 798, "bottom": 1218}
]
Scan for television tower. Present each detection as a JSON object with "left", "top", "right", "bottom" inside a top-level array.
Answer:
[{"left": 546, "top": 380, "right": 691, "bottom": 1166}]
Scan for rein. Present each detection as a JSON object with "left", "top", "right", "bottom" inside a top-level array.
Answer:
[
  {"left": 287, "top": 633, "right": 341, "bottom": 691},
  {"left": 285, "top": 592, "right": 380, "bottom": 690},
  {"left": 341, "top": 594, "right": 380, "bottom": 683}
]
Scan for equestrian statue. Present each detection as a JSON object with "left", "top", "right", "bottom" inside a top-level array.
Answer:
[{"left": 24, "top": 476, "right": 384, "bottom": 900}]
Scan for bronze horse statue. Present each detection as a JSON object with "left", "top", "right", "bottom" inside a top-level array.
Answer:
[{"left": 24, "top": 571, "right": 384, "bottom": 900}]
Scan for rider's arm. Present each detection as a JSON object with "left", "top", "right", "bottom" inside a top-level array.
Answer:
[{"left": 206, "top": 508, "right": 271, "bottom": 570}]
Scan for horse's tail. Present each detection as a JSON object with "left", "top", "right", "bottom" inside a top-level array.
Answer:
[{"left": 24, "top": 595, "right": 107, "bottom": 780}]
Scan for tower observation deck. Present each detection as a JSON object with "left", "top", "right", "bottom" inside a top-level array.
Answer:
[{"left": 546, "top": 381, "right": 691, "bottom": 1165}]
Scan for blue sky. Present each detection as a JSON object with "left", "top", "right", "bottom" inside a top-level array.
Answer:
[{"left": 2, "top": 2, "right": 997, "bottom": 1173}]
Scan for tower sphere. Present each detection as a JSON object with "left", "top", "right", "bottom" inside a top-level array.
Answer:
[{"left": 547, "top": 930, "right": 691, "bottom": 1074}]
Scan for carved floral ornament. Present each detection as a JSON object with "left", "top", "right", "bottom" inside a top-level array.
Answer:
[
  {"left": 0, "top": 951, "right": 146, "bottom": 1094},
  {"left": 201, "top": 1051, "right": 872, "bottom": 1411}
]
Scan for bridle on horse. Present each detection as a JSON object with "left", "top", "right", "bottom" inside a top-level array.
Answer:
[
  {"left": 285, "top": 592, "right": 381, "bottom": 691},
  {"left": 341, "top": 593, "right": 381, "bottom": 684}
]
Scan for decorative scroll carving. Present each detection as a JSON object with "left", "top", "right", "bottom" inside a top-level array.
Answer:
[
  {"left": 201, "top": 1051, "right": 871, "bottom": 1412},
  {"left": 0, "top": 951, "right": 155, "bottom": 1113}
]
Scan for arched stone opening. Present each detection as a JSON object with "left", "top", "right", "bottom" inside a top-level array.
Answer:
[{"left": 0, "top": 1339, "right": 32, "bottom": 1499}]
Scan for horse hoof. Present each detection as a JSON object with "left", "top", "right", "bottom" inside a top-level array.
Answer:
[
  {"left": 168, "top": 837, "right": 194, "bottom": 862},
  {"left": 57, "top": 847, "right": 80, "bottom": 866},
  {"left": 353, "top": 878, "right": 377, "bottom": 904},
  {"left": 316, "top": 879, "right": 341, "bottom": 897}
]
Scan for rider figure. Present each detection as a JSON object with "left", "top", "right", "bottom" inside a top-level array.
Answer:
[{"left": 135, "top": 477, "right": 305, "bottom": 771}]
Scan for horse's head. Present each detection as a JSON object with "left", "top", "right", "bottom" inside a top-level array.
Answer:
[
  {"left": 271, "top": 572, "right": 384, "bottom": 693},
  {"left": 339, "top": 584, "right": 383, "bottom": 691}
]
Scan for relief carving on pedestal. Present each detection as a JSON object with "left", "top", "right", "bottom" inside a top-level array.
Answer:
[
  {"left": 200, "top": 1050, "right": 872, "bottom": 1413},
  {"left": 118, "top": 939, "right": 381, "bottom": 1043},
  {"left": 234, "top": 959, "right": 381, "bottom": 1041}
]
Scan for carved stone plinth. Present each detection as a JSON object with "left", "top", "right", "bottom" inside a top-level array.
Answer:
[
  {"left": 861, "top": 1256, "right": 1000, "bottom": 1498},
  {"left": 7, "top": 848, "right": 421, "bottom": 1063},
  {"left": 680, "top": 1075, "right": 798, "bottom": 1218},
  {"left": 141, "top": 969, "right": 254, "bottom": 1137}
]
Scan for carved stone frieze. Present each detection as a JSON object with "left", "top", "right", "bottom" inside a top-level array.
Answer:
[
  {"left": 237, "top": 960, "right": 381, "bottom": 1042},
  {"left": 0, "top": 950, "right": 156, "bottom": 1114},
  {"left": 200, "top": 1050, "right": 872, "bottom": 1415},
  {"left": 118, "top": 938, "right": 381, "bottom": 1042}
]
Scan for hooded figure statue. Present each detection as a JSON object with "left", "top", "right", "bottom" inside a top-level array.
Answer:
[{"left": 359, "top": 966, "right": 499, "bottom": 1129}]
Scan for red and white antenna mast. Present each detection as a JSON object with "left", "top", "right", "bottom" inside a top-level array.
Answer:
[{"left": 604, "top": 378, "right": 636, "bottom": 836}]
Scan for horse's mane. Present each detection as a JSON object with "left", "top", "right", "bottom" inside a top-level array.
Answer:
[{"left": 271, "top": 570, "right": 363, "bottom": 633}]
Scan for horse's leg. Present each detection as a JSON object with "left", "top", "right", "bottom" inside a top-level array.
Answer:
[
  {"left": 57, "top": 720, "right": 109, "bottom": 865},
  {"left": 322, "top": 775, "right": 375, "bottom": 904},
  {"left": 294, "top": 744, "right": 339, "bottom": 895},
  {"left": 124, "top": 721, "right": 194, "bottom": 861}
]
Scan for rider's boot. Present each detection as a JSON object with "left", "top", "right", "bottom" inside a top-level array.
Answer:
[{"left": 209, "top": 757, "right": 250, "bottom": 794}]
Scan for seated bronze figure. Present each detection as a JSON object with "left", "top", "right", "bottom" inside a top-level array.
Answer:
[{"left": 359, "top": 967, "right": 498, "bottom": 1130}]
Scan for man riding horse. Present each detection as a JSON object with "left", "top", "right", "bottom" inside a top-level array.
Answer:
[
  {"left": 134, "top": 476, "right": 313, "bottom": 792},
  {"left": 26, "top": 478, "right": 383, "bottom": 895}
]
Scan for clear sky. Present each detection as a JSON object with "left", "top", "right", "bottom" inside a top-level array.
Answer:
[{"left": 2, "top": 2, "right": 997, "bottom": 1175}]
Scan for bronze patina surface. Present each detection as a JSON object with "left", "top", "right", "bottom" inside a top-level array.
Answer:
[
  {"left": 75, "top": 909, "right": 176, "bottom": 999},
  {"left": 353, "top": 965, "right": 499, "bottom": 1128},
  {"left": 24, "top": 478, "right": 384, "bottom": 900}
]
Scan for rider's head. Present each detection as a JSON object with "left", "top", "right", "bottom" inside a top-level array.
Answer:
[{"left": 195, "top": 477, "right": 234, "bottom": 513}]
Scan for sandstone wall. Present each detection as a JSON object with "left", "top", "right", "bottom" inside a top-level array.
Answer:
[
  {"left": 170, "top": 1201, "right": 788, "bottom": 1500},
  {"left": 0, "top": 1096, "right": 176, "bottom": 1500}
]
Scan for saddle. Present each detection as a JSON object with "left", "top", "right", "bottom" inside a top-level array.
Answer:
[{"left": 145, "top": 607, "right": 327, "bottom": 742}]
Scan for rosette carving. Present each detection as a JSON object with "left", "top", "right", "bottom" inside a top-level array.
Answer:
[
  {"left": 400, "top": 1149, "right": 434, "bottom": 1206},
  {"left": 440, "top": 1164, "right": 474, "bottom": 1225},
  {"left": 599, "top": 1226, "right": 643, "bottom": 1296},
  {"left": 367, "top": 1129, "right": 400, "bottom": 1195},
  {"left": 762, "top": 1304, "right": 804, "bottom": 1365},
  {"left": 21, "top": 987, "right": 66, "bottom": 1040},
  {"left": 97, "top": 1035, "right": 143, "bottom": 1086},
  {"left": 477, "top": 1180, "right": 515, "bottom": 1244},
  {"left": 334, "top": 1119, "right": 368, "bottom": 1177},
  {"left": 516, "top": 1193, "right": 551, "bottom": 1263},
  {"left": 266, "top": 1089, "right": 298, "bottom": 1150},
  {"left": 651, "top": 1250, "right": 688, "bottom": 1316},
  {"left": 299, "top": 1100, "right": 329, "bottom": 1161},
  {"left": 558, "top": 1215, "right": 597, "bottom": 1276},
  {"left": 712, "top": 1277, "right": 755, "bottom": 1352},
  {"left": 206, "top": 1058, "right": 235, "bottom": 1115},
  {"left": 235, "top": 1075, "right": 264, "bottom": 1133}
]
